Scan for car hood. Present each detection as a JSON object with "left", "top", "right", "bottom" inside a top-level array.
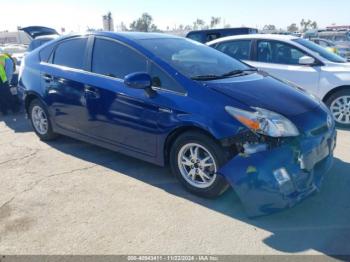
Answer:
[
  {"left": 204, "top": 72, "right": 320, "bottom": 117},
  {"left": 19, "top": 26, "right": 58, "bottom": 39}
]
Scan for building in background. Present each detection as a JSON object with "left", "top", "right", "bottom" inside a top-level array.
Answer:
[
  {"left": 326, "top": 25, "right": 350, "bottom": 31},
  {"left": 0, "top": 30, "right": 31, "bottom": 45},
  {"left": 103, "top": 12, "right": 114, "bottom": 31}
]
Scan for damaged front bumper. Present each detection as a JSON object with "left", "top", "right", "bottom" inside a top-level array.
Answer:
[{"left": 219, "top": 127, "right": 337, "bottom": 217}]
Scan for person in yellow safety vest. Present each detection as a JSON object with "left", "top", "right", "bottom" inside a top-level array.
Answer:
[{"left": 0, "top": 53, "right": 18, "bottom": 116}]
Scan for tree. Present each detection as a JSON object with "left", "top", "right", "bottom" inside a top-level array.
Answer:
[
  {"left": 210, "top": 17, "right": 221, "bottom": 29},
  {"left": 287, "top": 23, "right": 299, "bottom": 33},
  {"left": 116, "top": 22, "right": 128, "bottom": 32},
  {"left": 193, "top": 19, "right": 206, "bottom": 30},
  {"left": 263, "top": 24, "right": 277, "bottom": 31},
  {"left": 130, "top": 13, "right": 159, "bottom": 32},
  {"left": 300, "top": 19, "right": 318, "bottom": 32}
]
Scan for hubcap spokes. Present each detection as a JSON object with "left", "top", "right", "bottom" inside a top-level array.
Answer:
[
  {"left": 178, "top": 143, "right": 217, "bottom": 189},
  {"left": 32, "top": 106, "right": 48, "bottom": 135},
  {"left": 330, "top": 96, "right": 350, "bottom": 124}
]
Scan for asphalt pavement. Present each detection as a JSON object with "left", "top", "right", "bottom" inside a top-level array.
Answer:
[{"left": 0, "top": 113, "right": 349, "bottom": 255}]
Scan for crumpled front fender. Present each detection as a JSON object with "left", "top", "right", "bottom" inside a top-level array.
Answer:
[{"left": 218, "top": 129, "right": 336, "bottom": 217}]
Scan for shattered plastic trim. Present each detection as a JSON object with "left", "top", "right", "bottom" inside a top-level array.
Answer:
[{"left": 219, "top": 127, "right": 337, "bottom": 217}]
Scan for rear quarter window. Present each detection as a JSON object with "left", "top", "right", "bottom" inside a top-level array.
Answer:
[{"left": 53, "top": 38, "right": 87, "bottom": 69}]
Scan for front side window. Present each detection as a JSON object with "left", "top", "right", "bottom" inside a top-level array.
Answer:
[
  {"left": 92, "top": 38, "right": 147, "bottom": 79},
  {"left": 139, "top": 38, "right": 250, "bottom": 79},
  {"left": 149, "top": 63, "right": 185, "bottom": 93},
  {"left": 215, "top": 40, "right": 252, "bottom": 60},
  {"left": 257, "top": 40, "right": 306, "bottom": 65},
  {"left": 53, "top": 38, "right": 87, "bottom": 69}
]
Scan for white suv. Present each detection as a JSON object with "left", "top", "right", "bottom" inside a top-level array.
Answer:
[{"left": 208, "top": 34, "right": 350, "bottom": 127}]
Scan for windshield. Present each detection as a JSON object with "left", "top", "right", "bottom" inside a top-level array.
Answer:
[
  {"left": 139, "top": 38, "right": 251, "bottom": 79},
  {"left": 294, "top": 38, "right": 346, "bottom": 63}
]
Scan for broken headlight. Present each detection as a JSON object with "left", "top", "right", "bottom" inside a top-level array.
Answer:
[{"left": 225, "top": 106, "right": 300, "bottom": 138}]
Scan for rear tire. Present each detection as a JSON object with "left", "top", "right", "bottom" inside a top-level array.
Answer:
[
  {"left": 29, "top": 99, "right": 58, "bottom": 141},
  {"left": 169, "top": 131, "right": 230, "bottom": 198},
  {"left": 325, "top": 89, "right": 350, "bottom": 128}
]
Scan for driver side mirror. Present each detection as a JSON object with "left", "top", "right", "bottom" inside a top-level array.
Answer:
[
  {"left": 299, "top": 56, "right": 316, "bottom": 65},
  {"left": 124, "top": 72, "right": 156, "bottom": 98}
]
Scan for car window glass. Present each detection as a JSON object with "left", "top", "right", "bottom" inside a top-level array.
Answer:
[
  {"left": 139, "top": 38, "right": 250, "bottom": 79},
  {"left": 39, "top": 43, "right": 55, "bottom": 62},
  {"left": 257, "top": 40, "right": 306, "bottom": 65},
  {"left": 318, "top": 40, "right": 328, "bottom": 47},
  {"left": 149, "top": 63, "right": 185, "bottom": 93},
  {"left": 215, "top": 40, "right": 251, "bottom": 60},
  {"left": 187, "top": 33, "right": 203, "bottom": 43},
  {"left": 334, "top": 35, "right": 346, "bottom": 42},
  {"left": 92, "top": 38, "right": 147, "bottom": 79},
  {"left": 53, "top": 38, "right": 87, "bottom": 69},
  {"left": 206, "top": 33, "right": 220, "bottom": 42}
]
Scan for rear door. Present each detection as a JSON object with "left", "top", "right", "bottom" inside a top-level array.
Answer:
[
  {"left": 248, "top": 40, "right": 320, "bottom": 94},
  {"left": 41, "top": 36, "right": 89, "bottom": 133}
]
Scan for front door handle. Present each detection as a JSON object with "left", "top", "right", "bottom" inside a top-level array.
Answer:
[{"left": 84, "top": 85, "right": 100, "bottom": 99}]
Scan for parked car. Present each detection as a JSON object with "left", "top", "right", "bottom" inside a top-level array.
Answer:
[
  {"left": 310, "top": 30, "right": 350, "bottom": 61},
  {"left": 19, "top": 32, "right": 336, "bottom": 216},
  {"left": 27, "top": 35, "right": 59, "bottom": 53},
  {"left": 186, "top": 27, "right": 258, "bottom": 43},
  {"left": 208, "top": 34, "right": 350, "bottom": 127},
  {"left": 20, "top": 26, "right": 59, "bottom": 54},
  {"left": 310, "top": 38, "right": 339, "bottom": 54}
]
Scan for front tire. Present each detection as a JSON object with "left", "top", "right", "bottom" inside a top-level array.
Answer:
[
  {"left": 170, "top": 131, "right": 230, "bottom": 198},
  {"left": 29, "top": 99, "right": 57, "bottom": 141},
  {"left": 325, "top": 89, "right": 350, "bottom": 128}
]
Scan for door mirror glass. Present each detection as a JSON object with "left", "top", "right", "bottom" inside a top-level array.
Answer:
[
  {"left": 299, "top": 56, "right": 315, "bottom": 65},
  {"left": 124, "top": 72, "right": 152, "bottom": 89}
]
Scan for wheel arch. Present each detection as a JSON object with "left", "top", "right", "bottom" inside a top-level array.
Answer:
[
  {"left": 322, "top": 85, "right": 350, "bottom": 103},
  {"left": 163, "top": 125, "right": 219, "bottom": 165},
  {"left": 24, "top": 91, "right": 49, "bottom": 115}
]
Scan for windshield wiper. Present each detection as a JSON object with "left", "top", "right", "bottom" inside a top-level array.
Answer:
[
  {"left": 191, "top": 75, "right": 222, "bottom": 80},
  {"left": 220, "top": 68, "right": 257, "bottom": 78},
  {"left": 191, "top": 68, "right": 258, "bottom": 81}
]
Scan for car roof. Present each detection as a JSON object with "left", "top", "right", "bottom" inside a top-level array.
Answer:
[
  {"left": 207, "top": 34, "right": 299, "bottom": 45},
  {"left": 187, "top": 27, "right": 256, "bottom": 34},
  {"left": 93, "top": 31, "right": 182, "bottom": 40}
]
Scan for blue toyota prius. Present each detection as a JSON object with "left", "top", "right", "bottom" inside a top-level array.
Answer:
[{"left": 18, "top": 32, "right": 337, "bottom": 216}]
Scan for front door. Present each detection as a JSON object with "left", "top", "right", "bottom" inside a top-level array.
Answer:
[
  {"left": 247, "top": 40, "right": 320, "bottom": 95},
  {"left": 79, "top": 37, "right": 186, "bottom": 157}
]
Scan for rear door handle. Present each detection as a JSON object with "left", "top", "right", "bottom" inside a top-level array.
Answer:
[{"left": 42, "top": 74, "right": 53, "bottom": 82}]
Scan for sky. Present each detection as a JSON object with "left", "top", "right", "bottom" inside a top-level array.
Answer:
[{"left": 1, "top": 0, "right": 349, "bottom": 32}]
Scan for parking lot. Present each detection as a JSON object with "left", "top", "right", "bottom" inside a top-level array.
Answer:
[{"left": 0, "top": 113, "right": 349, "bottom": 255}]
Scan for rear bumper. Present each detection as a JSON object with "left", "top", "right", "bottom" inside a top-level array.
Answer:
[{"left": 219, "top": 128, "right": 337, "bottom": 217}]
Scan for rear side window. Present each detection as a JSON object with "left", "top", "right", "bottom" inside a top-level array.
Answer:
[
  {"left": 257, "top": 40, "right": 306, "bottom": 65},
  {"left": 53, "top": 38, "right": 87, "bottom": 69},
  {"left": 215, "top": 40, "right": 252, "bottom": 60},
  {"left": 92, "top": 38, "right": 147, "bottom": 79}
]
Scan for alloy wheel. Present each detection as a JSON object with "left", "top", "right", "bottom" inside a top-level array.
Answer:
[
  {"left": 177, "top": 143, "right": 217, "bottom": 189},
  {"left": 31, "top": 105, "right": 49, "bottom": 135},
  {"left": 330, "top": 96, "right": 350, "bottom": 125}
]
